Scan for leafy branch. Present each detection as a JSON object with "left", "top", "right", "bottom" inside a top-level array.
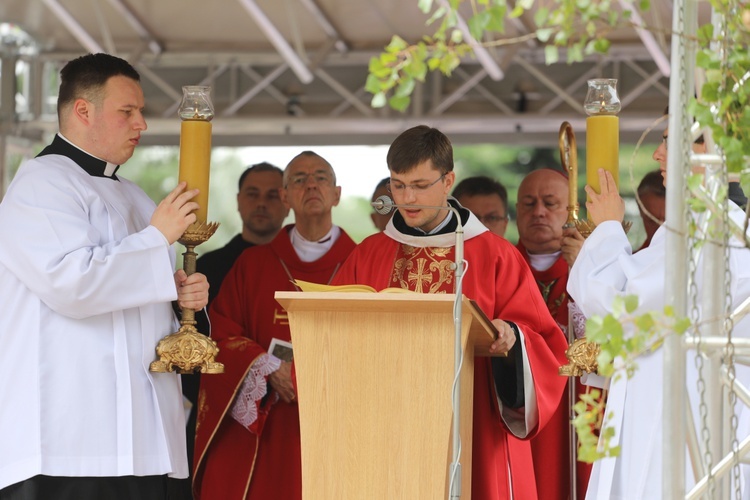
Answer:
[
  {"left": 690, "top": 1, "right": 750, "bottom": 192},
  {"left": 366, "top": 0, "right": 650, "bottom": 111},
  {"left": 573, "top": 295, "right": 691, "bottom": 462}
]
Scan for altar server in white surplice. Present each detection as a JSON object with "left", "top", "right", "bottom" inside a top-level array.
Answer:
[
  {"left": 0, "top": 53, "right": 208, "bottom": 500},
  {"left": 568, "top": 126, "right": 750, "bottom": 499}
]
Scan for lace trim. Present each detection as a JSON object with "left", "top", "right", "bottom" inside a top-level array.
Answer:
[
  {"left": 568, "top": 301, "right": 587, "bottom": 339},
  {"left": 230, "top": 354, "right": 282, "bottom": 429}
]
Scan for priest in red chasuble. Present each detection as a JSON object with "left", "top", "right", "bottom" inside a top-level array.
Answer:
[
  {"left": 193, "top": 152, "right": 356, "bottom": 499},
  {"left": 332, "top": 125, "right": 568, "bottom": 499},
  {"left": 515, "top": 168, "right": 592, "bottom": 500}
]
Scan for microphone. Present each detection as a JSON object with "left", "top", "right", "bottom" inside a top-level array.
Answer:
[
  {"left": 372, "top": 195, "right": 395, "bottom": 215},
  {"left": 371, "top": 194, "right": 458, "bottom": 217},
  {"left": 370, "top": 194, "right": 466, "bottom": 497}
]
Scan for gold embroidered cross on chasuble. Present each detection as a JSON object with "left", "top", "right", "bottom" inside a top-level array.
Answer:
[{"left": 390, "top": 244, "right": 456, "bottom": 293}]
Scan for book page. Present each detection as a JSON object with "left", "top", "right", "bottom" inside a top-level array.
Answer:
[
  {"left": 293, "top": 279, "right": 376, "bottom": 293},
  {"left": 294, "top": 279, "right": 418, "bottom": 294}
]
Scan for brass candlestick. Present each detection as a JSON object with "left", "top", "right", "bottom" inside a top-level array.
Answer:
[
  {"left": 150, "top": 86, "right": 224, "bottom": 375},
  {"left": 150, "top": 221, "right": 224, "bottom": 374}
]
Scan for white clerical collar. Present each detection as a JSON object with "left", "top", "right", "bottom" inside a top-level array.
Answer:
[
  {"left": 417, "top": 209, "right": 452, "bottom": 235},
  {"left": 528, "top": 251, "right": 562, "bottom": 272},
  {"left": 290, "top": 225, "right": 340, "bottom": 262},
  {"left": 58, "top": 133, "right": 119, "bottom": 176}
]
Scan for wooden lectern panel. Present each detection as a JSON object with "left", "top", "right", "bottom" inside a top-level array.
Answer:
[{"left": 275, "top": 292, "right": 496, "bottom": 500}]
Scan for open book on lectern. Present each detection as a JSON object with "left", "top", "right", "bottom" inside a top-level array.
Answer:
[
  {"left": 291, "top": 279, "right": 501, "bottom": 353},
  {"left": 293, "top": 279, "right": 416, "bottom": 294}
]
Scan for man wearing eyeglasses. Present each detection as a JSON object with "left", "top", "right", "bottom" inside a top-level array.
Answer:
[
  {"left": 332, "top": 125, "right": 568, "bottom": 499},
  {"left": 452, "top": 175, "right": 510, "bottom": 237},
  {"left": 193, "top": 151, "right": 356, "bottom": 500},
  {"left": 515, "top": 168, "right": 591, "bottom": 500}
]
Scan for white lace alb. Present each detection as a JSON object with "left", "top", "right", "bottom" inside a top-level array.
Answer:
[{"left": 230, "top": 354, "right": 282, "bottom": 429}]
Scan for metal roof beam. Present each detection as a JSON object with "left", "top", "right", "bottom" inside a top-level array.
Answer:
[
  {"left": 297, "top": 0, "right": 348, "bottom": 53},
  {"left": 41, "top": 0, "right": 104, "bottom": 54},
  {"left": 237, "top": 0, "right": 314, "bottom": 84},
  {"left": 105, "top": 0, "right": 164, "bottom": 55}
]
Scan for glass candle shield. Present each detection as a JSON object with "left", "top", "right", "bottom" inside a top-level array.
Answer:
[{"left": 178, "top": 86, "right": 214, "bottom": 222}]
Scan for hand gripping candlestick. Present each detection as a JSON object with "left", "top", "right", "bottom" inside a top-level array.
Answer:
[{"left": 150, "top": 86, "right": 224, "bottom": 375}]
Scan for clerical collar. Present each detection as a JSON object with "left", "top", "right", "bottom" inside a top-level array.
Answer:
[
  {"left": 391, "top": 198, "right": 470, "bottom": 237},
  {"left": 385, "top": 198, "right": 488, "bottom": 248},
  {"left": 37, "top": 134, "right": 120, "bottom": 180},
  {"left": 528, "top": 251, "right": 562, "bottom": 272},
  {"left": 290, "top": 225, "right": 340, "bottom": 262}
]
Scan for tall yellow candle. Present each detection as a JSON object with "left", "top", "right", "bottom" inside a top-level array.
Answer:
[
  {"left": 586, "top": 114, "right": 619, "bottom": 195},
  {"left": 178, "top": 119, "right": 212, "bottom": 222}
]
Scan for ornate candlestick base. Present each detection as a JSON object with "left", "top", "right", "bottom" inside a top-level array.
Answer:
[
  {"left": 558, "top": 337, "right": 600, "bottom": 376},
  {"left": 573, "top": 218, "right": 632, "bottom": 239},
  {"left": 150, "top": 221, "right": 224, "bottom": 375}
]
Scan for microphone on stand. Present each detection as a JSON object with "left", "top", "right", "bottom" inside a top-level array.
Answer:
[{"left": 370, "top": 194, "right": 466, "bottom": 498}]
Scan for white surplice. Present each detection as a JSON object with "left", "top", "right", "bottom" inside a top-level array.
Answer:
[
  {"left": 0, "top": 141, "right": 187, "bottom": 491},
  {"left": 568, "top": 207, "right": 750, "bottom": 500}
]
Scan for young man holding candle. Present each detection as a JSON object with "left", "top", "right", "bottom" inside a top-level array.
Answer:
[
  {"left": 0, "top": 53, "right": 209, "bottom": 500},
  {"left": 193, "top": 151, "right": 356, "bottom": 500},
  {"left": 452, "top": 175, "right": 510, "bottom": 238},
  {"left": 514, "top": 168, "right": 592, "bottom": 500},
  {"left": 329, "top": 125, "right": 569, "bottom": 499},
  {"left": 568, "top": 119, "right": 750, "bottom": 498}
]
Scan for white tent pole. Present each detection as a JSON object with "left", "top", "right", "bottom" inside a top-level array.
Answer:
[{"left": 663, "top": 0, "right": 695, "bottom": 496}]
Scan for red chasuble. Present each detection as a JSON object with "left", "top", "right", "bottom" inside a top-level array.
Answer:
[
  {"left": 193, "top": 226, "right": 355, "bottom": 500},
  {"left": 517, "top": 242, "right": 593, "bottom": 500},
  {"left": 333, "top": 213, "right": 568, "bottom": 500}
]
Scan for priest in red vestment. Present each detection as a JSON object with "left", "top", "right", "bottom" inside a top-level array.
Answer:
[
  {"left": 332, "top": 126, "right": 568, "bottom": 499},
  {"left": 515, "top": 168, "right": 591, "bottom": 500},
  {"left": 193, "top": 152, "right": 356, "bottom": 500}
]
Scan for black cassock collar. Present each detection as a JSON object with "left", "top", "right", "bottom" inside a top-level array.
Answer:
[{"left": 37, "top": 134, "right": 120, "bottom": 181}]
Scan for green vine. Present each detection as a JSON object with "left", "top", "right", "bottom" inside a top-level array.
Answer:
[
  {"left": 366, "top": 0, "right": 650, "bottom": 111},
  {"left": 574, "top": 296, "right": 691, "bottom": 462}
]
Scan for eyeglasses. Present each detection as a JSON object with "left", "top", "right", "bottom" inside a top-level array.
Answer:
[
  {"left": 388, "top": 174, "right": 445, "bottom": 194},
  {"left": 662, "top": 135, "right": 668, "bottom": 151},
  {"left": 477, "top": 213, "right": 509, "bottom": 226},
  {"left": 286, "top": 172, "right": 334, "bottom": 189}
]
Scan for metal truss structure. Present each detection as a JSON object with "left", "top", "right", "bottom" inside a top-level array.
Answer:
[{"left": 0, "top": 0, "right": 707, "bottom": 151}]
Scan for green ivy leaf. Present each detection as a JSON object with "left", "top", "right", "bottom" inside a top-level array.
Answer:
[
  {"left": 370, "top": 92, "right": 387, "bottom": 108},
  {"left": 385, "top": 36, "right": 408, "bottom": 54},
  {"left": 388, "top": 95, "right": 411, "bottom": 112},
  {"left": 418, "top": 0, "right": 433, "bottom": 13},
  {"left": 486, "top": 5, "right": 507, "bottom": 32},
  {"left": 365, "top": 74, "right": 384, "bottom": 95},
  {"left": 545, "top": 44, "right": 559, "bottom": 64},
  {"left": 673, "top": 317, "right": 691, "bottom": 335},
  {"left": 394, "top": 77, "right": 416, "bottom": 97},
  {"left": 534, "top": 7, "right": 549, "bottom": 27},
  {"left": 624, "top": 295, "right": 639, "bottom": 314},
  {"left": 468, "top": 11, "right": 490, "bottom": 40},
  {"left": 537, "top": 28, "right": 553, "bottom": 43}
]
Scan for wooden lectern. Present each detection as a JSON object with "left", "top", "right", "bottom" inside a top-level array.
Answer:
[{"left": 274, "top": 291, "right": 498, "bottom": 500}]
